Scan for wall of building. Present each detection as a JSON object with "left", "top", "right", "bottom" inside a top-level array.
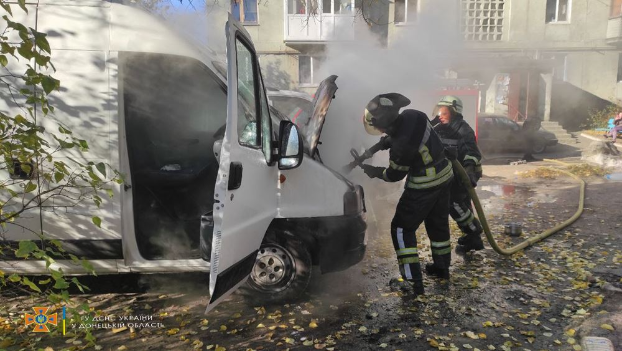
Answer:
[
  {"left": 220, "top": 0, "right": 622, "bottom": 103},
  {"left": 243, "top": 0, "right": 287, "bottom": 52},
  {"left": 465, "top": 0, "right": 609, "bottom": 49},
  {"left": 566, "top": 51, "right": 619, "bottom": 101},
  {"left": 237, "top": 0, "right": 302, "bottom": 90},
  {"left": 460, "top": 0, "right": 619, "bottom": 104},
  {"left": 260, "top": 54, "right": 299, "bottom": 90}
]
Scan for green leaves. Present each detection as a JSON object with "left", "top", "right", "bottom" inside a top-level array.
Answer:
[
  {"left": 15, "top": 240, "right": 37, "bottom": 258},
  {"left": 1, "top": 3, "right": 12, "bottom": 17},
  {"left": 0, "top": 8, "right": 119, "bottom": 344},
  {"left": 54, "top": 171, "right": 64, "bottom": 183},
  {"left": 32, "top": 29, "right": 50, "bottom": 53},
  {"left": 1, "top": 41, "right": 15, "bottom": 56},
  {"left": 17, "top": 0, "right": 27, "bottom": 13},
  {"left": 21, "top": 276, "right": 41, "bottom": 292},
  {"left": 53, "top": 134, "right": 75, "bottom": 149},
  {"left": 78, "top": 139, "right": 89, "bottom": 150},
  {"left": 92, "top": 216, "right": 102, "bottom": 228},
  {"left": 24, "top": 182, "right": 36, "bottom": 193},
  {"left": 41, "top": 75, "right": 60, "bottom": 94},
  {"left": 96, "top": 162, "right": 107, "bottom": 178},
  {"left": 81, "top": 259, "right": 95, "bottom": 274},
  {"left": 53, "top": 277, "right": 70, "bottom": 290},
  {"left": 16, "top": 39, "right": 33, "bottom": 60},
  {"left": 58, "top": 125, "right": 72, "bottom": 135}
]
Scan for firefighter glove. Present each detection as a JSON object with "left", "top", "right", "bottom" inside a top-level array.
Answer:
[
  {"left": 464, "top": 164, "right": 478, "bottom": 187},
  {"left": 360, "top": 164, "right": 385, "bottom": 179}
]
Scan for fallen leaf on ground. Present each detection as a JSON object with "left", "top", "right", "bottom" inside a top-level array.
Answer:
[
  {"left": 112, "top": 326, "right": 128, "bottom": 334},
  {"left": 464, "top": 331, "right": 478, "bottom": 339}
]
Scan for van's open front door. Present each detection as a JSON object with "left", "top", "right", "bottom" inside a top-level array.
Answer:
[{"left": 206, "top": 15, "right": 279, "bottom": 312}]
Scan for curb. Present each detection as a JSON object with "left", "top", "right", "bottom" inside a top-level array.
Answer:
[{"left": 580, "top": 133, "right": 622, "bottom": 150}]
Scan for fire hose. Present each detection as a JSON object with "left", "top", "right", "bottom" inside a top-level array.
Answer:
[
  {"left": 451, "top": 158, "right": 585, "bottom": 256},
  {"left": 347, "top": 141, "right": 586, "bottom": 256}
]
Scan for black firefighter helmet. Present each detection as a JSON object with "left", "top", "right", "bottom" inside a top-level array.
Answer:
[{"left": 363, "top": 93, "right": 411, "bottom": 135}]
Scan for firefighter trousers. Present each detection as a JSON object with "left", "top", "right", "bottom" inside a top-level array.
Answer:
[
  {"left": 449, "top": 180, "right": 483, "bottom": 237},
  {"left": 390, "top": 183, "right": 452, "bottom": 283}
]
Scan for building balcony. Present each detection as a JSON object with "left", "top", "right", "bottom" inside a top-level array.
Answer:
[
  {"left": 606, "top": 17, "right": 622, "bottom": 45},
  {"left": 285, "top": 14, "right": 357, "bottom": 43},
  {"left": 284, "top": 0, "right": 358, "bottom": 43}
]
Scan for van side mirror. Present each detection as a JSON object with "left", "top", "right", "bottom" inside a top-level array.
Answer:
[{"left": 278, "top": 121, "right": 303, "bottom": 170}]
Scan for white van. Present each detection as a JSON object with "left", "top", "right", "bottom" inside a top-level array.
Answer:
[{"left": 0, "top": 2, "right": 367, "bottom": 310}]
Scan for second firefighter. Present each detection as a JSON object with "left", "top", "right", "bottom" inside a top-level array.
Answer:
[{"left": 431, "top": 95, "right": 485, "bottom": 252}]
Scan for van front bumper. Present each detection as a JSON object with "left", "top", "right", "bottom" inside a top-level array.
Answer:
[{"left": 316, "top": 212, "right": 367, "bottom": 274}]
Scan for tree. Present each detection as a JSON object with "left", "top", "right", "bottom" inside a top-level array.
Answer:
[{"left": 0, "top": 1, "right": 122, "bottom": 347}]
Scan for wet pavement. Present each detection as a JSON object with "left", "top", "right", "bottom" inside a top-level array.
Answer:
[{"left": 1, "top": 155, "right": 622, "bottom": 350}]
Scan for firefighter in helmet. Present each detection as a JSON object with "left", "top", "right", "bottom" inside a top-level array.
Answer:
[
  {"left": 431, "top": 95, "right": 484, "bottom": 252},
  {"left": 360, "top": 93, "right": 454, "bottom": 295}
]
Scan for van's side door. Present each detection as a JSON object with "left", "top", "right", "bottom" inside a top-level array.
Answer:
[{"left": 206, "top": 15, "right": 278, "bottom": 312}]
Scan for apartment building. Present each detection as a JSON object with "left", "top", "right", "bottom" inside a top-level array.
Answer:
[
  {"left": 217, "top": 0, "right": 389, "bottom": 92},
  {"left": 208, "top": 0, "right": 620, "bottom": 129}
]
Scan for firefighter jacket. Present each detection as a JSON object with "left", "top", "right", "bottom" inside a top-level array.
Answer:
[
  {"left": 381, "top": 109, "right": 453, "bottom": 191},
  {"left": 431, "top": 113, "right": 482, "bottom": 177}
]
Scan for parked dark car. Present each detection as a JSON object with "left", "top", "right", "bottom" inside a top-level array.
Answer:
[{"left": 477, "top": 114, "right": 558, "bottom": 154}]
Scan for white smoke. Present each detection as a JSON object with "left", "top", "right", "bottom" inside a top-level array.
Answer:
[{"left": 316, "top": 0, "right": 463, "bottom": 175}]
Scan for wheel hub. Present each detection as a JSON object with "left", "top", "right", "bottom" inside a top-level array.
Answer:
[{"left": 250, "top": 245, "right": 294, "bottom": 288}]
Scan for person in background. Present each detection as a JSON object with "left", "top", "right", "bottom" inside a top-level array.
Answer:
[{"left": 607, "top": 112, "right": 622, "bottom": 143}]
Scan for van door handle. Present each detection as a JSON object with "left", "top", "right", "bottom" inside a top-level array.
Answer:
[{"left": 228, "top": 162, "right": 243, "bottom": 190}]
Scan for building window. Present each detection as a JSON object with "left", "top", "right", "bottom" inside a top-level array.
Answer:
[
  {"left": 545, "top": 0, "right": 570, "bottom": 23},
  {"left": 232, "top": 0, "right": 258, "bottom": 23},
  {"left": 617, "top": 53, "right": 622, "bottom": 82},
  {"left": 611, "top": 0, "right": 622, "bottom": 18},
  {"left": 288, "top": 0, "right": 306, "bottom": 14},
  {"left": 287, "top": 0, "right": 356, "bottom": 15},
  {"left": 461, "top": 0, "right": 505, "bottom": 41},
  {"left": 395, "top": 0, "right": 418, "bottom": 23},
  {"left": 299, "top": 56, "right": 323, "bottom": 86},
  {"left": 335, "top": 0, "right": 354, "bottom": 13},
  {"left": 323, "top": 0, "right": 332, "bottom": 13}
]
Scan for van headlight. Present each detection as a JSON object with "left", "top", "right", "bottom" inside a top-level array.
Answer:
[{"left": 344, "top": 185, "right": 365, "bottom": 216}]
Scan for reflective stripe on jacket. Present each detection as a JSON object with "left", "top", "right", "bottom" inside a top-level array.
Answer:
[{"left": 381, "top": 109, "right": 453, "bottom": 191}]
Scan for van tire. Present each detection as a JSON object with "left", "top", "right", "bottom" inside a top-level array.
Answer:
[{"left": 242, "top": 236, "right": 311, "bottom": 304}]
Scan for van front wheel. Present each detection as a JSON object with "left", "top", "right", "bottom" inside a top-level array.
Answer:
[{"left": 243, "top": 237, "right": 311, "bottom": 304}]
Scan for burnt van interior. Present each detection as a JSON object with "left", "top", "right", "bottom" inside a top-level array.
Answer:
[{"left": 122, "top": 53, "right": 226, "bottom": 260}]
